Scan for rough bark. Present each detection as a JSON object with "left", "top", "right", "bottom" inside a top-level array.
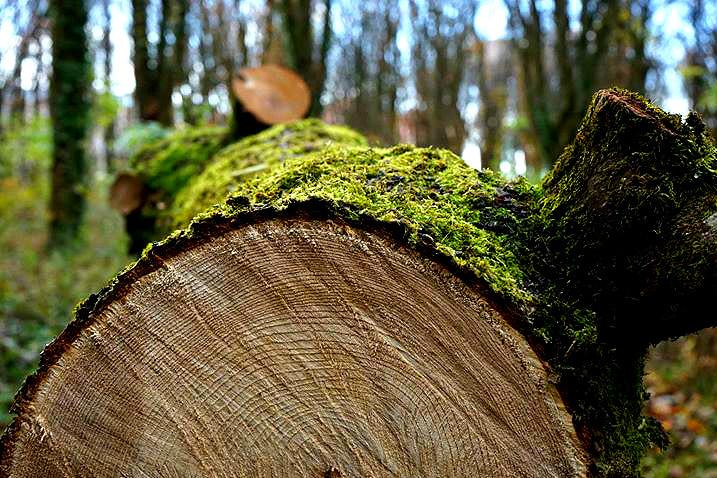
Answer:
[
  {"left": 3, "top": 90, "right": 717, "bottom": 477},
  {"left": 47, "top": 0, "right": 90, "bottom": 249}
]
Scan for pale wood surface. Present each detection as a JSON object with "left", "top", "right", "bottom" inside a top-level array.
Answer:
[
  {"left": 109, "top": 173, "right": 144, "bottom": 215},
  {"left": 231, "top": 65, "right": 311, "bottom": 125},
  {"left": 2, "top": 219, "right": 586, "bottom": 477}
]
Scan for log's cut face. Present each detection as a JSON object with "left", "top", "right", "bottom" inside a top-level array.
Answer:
[
  {"left": 232, "top": 65, "right": 311, "bottom": 125},
  {"left": 1, "top": 218, "right": 586, "bottom": 477}
]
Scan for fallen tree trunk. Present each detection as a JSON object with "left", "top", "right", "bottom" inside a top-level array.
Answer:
[
  {"left": 2, "top": 89, "right": 717, "bottom": 477},
  {"left": 113, "top": 119, "right": 365, "bottom": 253},
  {"left": 112, "top": 64, "right": 313, "bottom": 254}
]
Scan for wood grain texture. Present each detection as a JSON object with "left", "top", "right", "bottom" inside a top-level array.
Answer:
[{"left": 2, "top": 218, "right": 586, "bottom": 477}]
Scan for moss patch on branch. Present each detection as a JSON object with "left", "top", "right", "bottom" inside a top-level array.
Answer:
[
  {"left": 525, "top": 89, "right": 717, "bottom": 476},
  {"left": 540, "top": 89, "right": 717, "bottom": 345}
]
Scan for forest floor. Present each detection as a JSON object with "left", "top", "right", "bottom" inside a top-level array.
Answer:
[
  {"left": 0, "top": 159, "right": 715, "bottom": 475},
  {"left": 642, "top": 334, "right": 717, "bottom": 476},
  {"left": 0, "top": 174, "right": 129, "bottom": 425}
]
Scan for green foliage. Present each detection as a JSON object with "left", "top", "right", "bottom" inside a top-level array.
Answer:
[
  {"left": 0, "top": 117, "right": 51, "bottom": 180},
  {"left": 113, "top": 122, "right": 170, "bottom": 160},
  {"left": 0, "top": 150, "right": 129, "bottom": 426},
  {"left": 91, "top": 91, "right": 120, "bottom": 129},
  {"left": 699, "top": 83, "right": 717, "bottom": 113}
]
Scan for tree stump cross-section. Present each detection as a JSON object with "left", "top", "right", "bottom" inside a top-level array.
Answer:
[{"left": 1, "top": 214, "right": 585, "bottom": 477}]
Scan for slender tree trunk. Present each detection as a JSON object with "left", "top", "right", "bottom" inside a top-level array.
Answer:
[
  {"left": 48, "top": 0, "right": 90, "bottom": 249},
  {"left": 476, "top": 41, "right": 509, "bottom": 172},
  {"left": 278, "top": 0, "right": 332, "bottom": 116},
  {"left": 131, "top": 0, "right": 186, "bottom": 126},
  {"left": 154, "top": 0, "right": 173, "bottom": 126},
  {"left": 131, "top": 0, "right": 152, "bottom": 121},
  {"left": 102, "top": 0, "right": 115, "bottom": 171}
]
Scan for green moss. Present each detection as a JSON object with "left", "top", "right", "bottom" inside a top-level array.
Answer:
[
  {"left": 171, "top": 119, "right": 368, "bottom": 227},
  {"left": 525, "top": 88, "right": 717, "bottom": 476},
  {"left": 130, "top": 125, "right": 227, "bottom": 197},
  {"left": 20, "top": 90, "right": 717, "bottom": 476},
  {"left": 212, "top": 143, "right": 536, "bottom": 305}
]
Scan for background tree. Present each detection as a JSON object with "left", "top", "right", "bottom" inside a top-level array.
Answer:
[
  {"left": 277, "top": 0, "right": 332, "bottom": 116},
  {"left": 47, "top": 0, "right": 90, "bottom": 249},
  {"left": 131, "top": 0, "right": 189, "bottom": 125},
  {"left": 329, "top": 0, "right": 400, "bottom": 144},
  {"left": 100, "top": 0, "right": 116, "bottom": 171},
  {"left": 683, "top": 0, "right": 717, "bottom": 138},
  {"left": 409, "top": 0, "right": 476, "bottom": 154},
  {"left": 505, "top": 0, "right": 656, "bottom": 172},
  {"left": 475, "top": 39, "right": 513, "bottom": 172}
]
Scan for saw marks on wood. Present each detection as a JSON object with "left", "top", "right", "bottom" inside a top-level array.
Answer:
[{"left": 3, "top": 219, "right": 586, "bottom": 477}]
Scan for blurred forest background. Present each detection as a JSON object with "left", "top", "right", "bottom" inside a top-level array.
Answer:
[{"left": 0, "top": 0, "right": 716, "bottom": 475}]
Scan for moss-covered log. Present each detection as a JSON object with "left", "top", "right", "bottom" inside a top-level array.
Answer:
[
  {"left": 114, "top": 120, "right": 365, "bottom": 253},
  {"left": 3, "top": 89, "right": 717, "bottom": 477}
]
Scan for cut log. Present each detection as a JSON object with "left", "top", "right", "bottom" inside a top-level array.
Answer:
[
  {"left": 108, "top": 172, "right": 145, "bottom": 215},
  {"left": 109, "top": 126, "right": 227, "bottom": 253},
  {"left": 112, "top": 120, "right": 364, "bottom": 254},
  {"left": 0, "top": 213, "right": 586, "bottom": 477},
  {"left": 229, "top": 65, "right": 312, "bottom": 140},
  {"left": 2, "top": 89, "right": 717, "bottom": 477},
  {"left": 111, "top": 64, "right": 310, "bottom": 253}
]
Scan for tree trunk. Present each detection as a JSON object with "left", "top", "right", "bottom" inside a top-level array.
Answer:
[
  {"left": 4, "top": 90, "right": 717, "bottom": 477},
  {"left": 131, "top": 0, "right": 187, "bottom": 126},
  {"left": 277, "top": 0, "right": 332, "bottom": 117},
  {"left": 47, "top": 0, "right": 90, "bottom": 249},
  {"left": 130, "top": 0, "right": 152, "bottom": 121},
  {"left": 101, "top": 0, "right": 116, "bottom": 172}
]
